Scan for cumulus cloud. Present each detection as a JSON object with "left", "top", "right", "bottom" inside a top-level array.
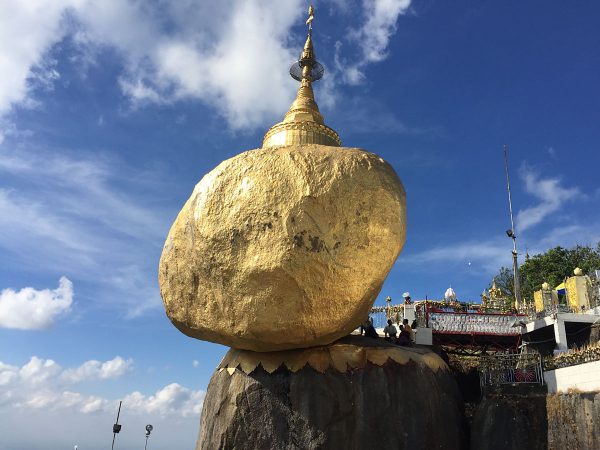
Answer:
[
  {"left": 516, "top": 165, "right": 580, "bottom": 232},
  {"left": 0, "top": 1, "right": 411, "bottom": 130},
  {"left": 0, "top": 355, "right": 204, "bottom": 418},
  {"left": 61, "top": 356, "right": 133, "bottom": 383},
  {"left": 0, "top": 277, "right": 73, "bottom": 330},
  {"left": 77, "top": 0, "right": 307, "bottom": 128},
  {"left": 123, "top": 383, "right": 204, "bottom": 417},
  {"left": 0, "top": 0, "right": 304, "bottom": 130}
]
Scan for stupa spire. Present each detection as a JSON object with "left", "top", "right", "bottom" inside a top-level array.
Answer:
[{"left": 262, "top": 5, "right": 341, "bottom": 148}]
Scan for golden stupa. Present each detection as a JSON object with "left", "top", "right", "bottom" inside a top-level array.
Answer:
[{"left": 159, "top": 6, "right": 407, "bottom": 352}]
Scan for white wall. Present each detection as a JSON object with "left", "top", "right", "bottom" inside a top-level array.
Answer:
[{"left": 544, "top": 360, "right": 600, "bottom": 393}]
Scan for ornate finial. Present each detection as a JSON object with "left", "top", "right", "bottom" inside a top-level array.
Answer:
[
  {"left": 306, "top": 5, "right": 314, "bottom": 31},
  {"left": 262, "top": 5, "right": 341, "bottom": 148}
]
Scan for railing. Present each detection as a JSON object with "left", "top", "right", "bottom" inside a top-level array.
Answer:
[
  {"left": 529, "top": 304, "right": 574, "bottom": 321},
  {"left": 370, "top": 304, "right": 412, "bottom": 328},
  {"left": 369, "top": 308, "right": 390, "bottom": 329},
  {"left": 370, "top": 300, "right": 521, "bottom": 331},
  {"left": 430, "top": 312, "right": 521, "bottom": 335},
  {"left": 544, "top": 340, "right": 600, "bottom": 370},
  {"left": 478, "top": 352, "right": 544, "bottom": 387}
]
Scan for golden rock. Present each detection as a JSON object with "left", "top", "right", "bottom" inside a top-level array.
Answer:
[{"left": 159, "top": 144, "right": 406, "bottom": 351}]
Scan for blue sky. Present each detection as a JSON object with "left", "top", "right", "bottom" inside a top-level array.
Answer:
[{"left": 1, "top": 1, "right": 599, "bottom": 448}]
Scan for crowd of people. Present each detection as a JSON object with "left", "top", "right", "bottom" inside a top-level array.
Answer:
[
  {"left": 359, "top": 317, "right": 416, "bottom": 346},
  {"left": 359, "top": 291, "right": 418, "bottom": 345}
]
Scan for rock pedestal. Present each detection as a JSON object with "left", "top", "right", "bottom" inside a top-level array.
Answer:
[
  {"left": 197, "top": 337, "right": 465, "bottom": 450},
  {"left": 470, "top": 385, "right": 548, "bottom": 450}
]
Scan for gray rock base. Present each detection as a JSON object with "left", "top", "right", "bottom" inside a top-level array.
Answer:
[
  {"left": 197, "top": 347, "right": 465, "bottom": 449},
  {"left": 471, "top": 385, "right": 548, "bottom": 450}
]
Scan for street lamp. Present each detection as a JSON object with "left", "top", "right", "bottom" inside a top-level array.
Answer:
[{"left": 144, "top": 424, "right": 153, "bottom": 450}]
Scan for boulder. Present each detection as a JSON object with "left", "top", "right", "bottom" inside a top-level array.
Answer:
[{"left": 159, "top": 145, "right": 405, "bottom": 351}]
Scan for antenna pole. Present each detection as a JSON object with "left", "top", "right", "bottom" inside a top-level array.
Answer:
[
  {"left": 111, "top": 401, "right": 122, "bottom": 450},
  {"left": 504, "top": 145, "right": 522, "bottom": 311}
]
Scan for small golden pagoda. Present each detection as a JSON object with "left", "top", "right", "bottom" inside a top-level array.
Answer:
[
  {"left": 262, "top": 7, "right": 341, "bottom": 148},
  {"left": 481, "top": 279, "right": 509, "bottom": 312}
]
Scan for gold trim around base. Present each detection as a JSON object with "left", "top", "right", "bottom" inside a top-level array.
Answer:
[
  {"left": 262, "top": 121, "right": 341, "bottom": 147},
  {"left": 218, "top": 341, "right": 448, "bottom": 376}
]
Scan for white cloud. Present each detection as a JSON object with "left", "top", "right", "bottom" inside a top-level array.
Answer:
[
  {"left": 0, "top": 0, "right": 81, "bottom": 115},
  {"left": 336, "top": 0, "right": 412, "bottom": 85},
  {"left": 3, "top": 355, "right": 131, "bottom": 390},
  {"left": 0, "top": 1, "right": 411, "bottom": 130},
  {"left": 61, "top": 356, "right": 133, "bottom": 383},
  {"left": 0, "top": 0, "right": 304, "bottom": 130},
  {"left": 0, "top": 355, "right": 203, "bottom": 418},
  {"left": 0, "top": 277, "right": 73, "bottom": 330},
  {"left": 355, "top": 0, "right": 412, "bottom": 63},
  {"left": 77, "top": 0, "right": 305, "bottom": 129},
  {"left": 516, "top": 165, "right": 580, "bottom": 232},
  {"left": 123, "top": 383, "right": 204, "bottom": 418},
  {"left": 192, "top": 360, "right": 200, "bottom": 368}
]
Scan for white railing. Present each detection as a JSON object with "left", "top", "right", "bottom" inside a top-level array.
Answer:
[{"left": 429, "top": 312, "right": 520, "bottom": 335}]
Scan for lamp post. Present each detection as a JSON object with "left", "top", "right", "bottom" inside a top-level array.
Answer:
[
  {"left": 144, "top": 424, "right": 153, "bottom": 450},
  {"left": 504, "top": 145, "right": 523, "bottom": 311},
  {"left": 111, "top": 401, "right": 122, "bottom": 450}
]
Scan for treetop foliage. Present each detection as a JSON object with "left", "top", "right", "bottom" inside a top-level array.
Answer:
[{"left": 491, "top": 243, "right": 600, "bottom": 302}]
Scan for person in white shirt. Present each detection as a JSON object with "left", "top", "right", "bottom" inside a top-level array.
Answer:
[{"left": 383, "top": 319, "right": 397, "bottom": 342}]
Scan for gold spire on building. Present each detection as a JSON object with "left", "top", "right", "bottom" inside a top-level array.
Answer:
[
  {"left": 262, "top": 5, "right": 341, "bottom": 148},
  {"left": 489, "top": 278, "right": 503, "bottom": 299}
]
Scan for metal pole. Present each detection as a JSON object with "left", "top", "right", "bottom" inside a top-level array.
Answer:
[
  {"left": 504, "top": 145, "right": 523, "bottom": 311},
  {"left": 145, "top": 436, "right": 149, "bottom": 450},
  {"left": 112, "top": 400, "right": 122, "bottom": 450}
]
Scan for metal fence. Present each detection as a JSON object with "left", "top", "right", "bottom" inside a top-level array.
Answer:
[
  {"left": 370, "top": 304, "right": 410, "bottom": 328},
  {"left": 370, "top": 308, "right": 389, "bottom": 329},
  {"left": 478, "top": 352, "right": 544, "bottom": 388},
  {"left": 529, "top": 304, "right": 574, "bottom": 321}
]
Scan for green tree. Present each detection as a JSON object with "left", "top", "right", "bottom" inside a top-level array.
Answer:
[
  {"left": 490, "top": 243, "right": 600, "bottom": 304},
  {"left": 489, "top": 266, "right": 516, "bottom": 299}
]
